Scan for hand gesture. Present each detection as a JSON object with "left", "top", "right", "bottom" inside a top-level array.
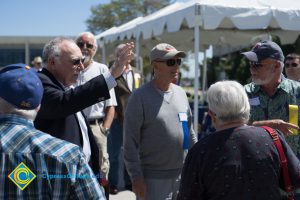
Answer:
[
  {"left": 110, "top": 42, "right": 135, "bottom": 78},
  {"left": 253, "top": 119, "right": 299, "bottom": 136}
]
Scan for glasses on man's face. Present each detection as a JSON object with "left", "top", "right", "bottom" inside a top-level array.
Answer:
[
  {"left": 285, "top": 63, "right": 299, "bottom": 68},
  {"left": 249, "top": 61, "right": 263, "bottom": 68},
  {"left": 157, "top": 58, "right": 182, "bottom": 67},
  {"left": 72, "top": 57, "right": 85, "bottom": 66},
  {"left": 77, "top": 41, "right": 94, "bottom": 49}
]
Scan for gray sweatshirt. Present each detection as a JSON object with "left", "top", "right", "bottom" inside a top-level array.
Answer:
[{"left": 124, "top": 82, "right": 197, "bottom": 181}]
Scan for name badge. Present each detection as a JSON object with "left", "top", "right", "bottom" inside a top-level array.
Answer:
[
  {"left": 179, "top": 112, "right": 188, "bottom": 122},
  {"left": 249, "top": 97, "right": 260, "bottom": 106}
]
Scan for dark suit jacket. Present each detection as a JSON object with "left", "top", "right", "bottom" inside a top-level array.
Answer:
[
  {"left": 114, "top": 69, "right": 140, "bottom": 124},
  {"left": 34, "top": 68, "right": 110, "bottom": 172}
]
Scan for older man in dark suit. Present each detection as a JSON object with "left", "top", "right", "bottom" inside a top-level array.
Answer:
[{"left": 34, "top": 37, "right": 134, "bottom": 198}]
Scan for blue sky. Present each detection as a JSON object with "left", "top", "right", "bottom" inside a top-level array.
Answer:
[
  {"left": 0, "top": 0, "right": 187, "bottom": 36},
  {"left": 0, "top": 0, "right": 114, "bottom": 36}
]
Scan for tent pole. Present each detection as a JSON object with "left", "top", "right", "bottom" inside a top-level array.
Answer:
[
  {"left": 193, "top": 4, "right": 201, "bottom": 135},
  {"left": 193, "top": 26, "right": 199, "bottom": 135},
  {"left": 202, "top": 48, "right": 207, "bottom": 105}
]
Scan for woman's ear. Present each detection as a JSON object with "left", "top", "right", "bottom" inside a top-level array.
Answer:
[{"left": 208, "top": 109, "right": 217, "bottom": 125}]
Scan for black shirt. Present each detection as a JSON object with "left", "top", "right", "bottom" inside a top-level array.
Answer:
[{"left": 177, "top": 125, "right": 300, "bottom": 200}]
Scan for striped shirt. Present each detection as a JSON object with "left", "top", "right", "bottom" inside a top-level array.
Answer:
[{"left": 0, "top": 114, "right": 106, "bottom": 199}]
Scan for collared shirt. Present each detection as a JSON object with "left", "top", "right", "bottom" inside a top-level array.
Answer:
[
  {"left": 76, "top": 111, "right": 91, "bottom": 162},
  {"left": 66, "top": 85, "right": 91, "bottom": 162},
  {"left": 122, "top": 68, "right": 134, "bottom": 92},
  {"left": 245, "top": 77, "right": 300, "bottom": 157},
  {"left": 122, "top": 64, "right": 141, "bottom": 92},
  {"left": 0, "top": 114, "right": 105, "bottom": 199}
]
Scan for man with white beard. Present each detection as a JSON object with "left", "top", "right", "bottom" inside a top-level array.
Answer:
[
  {"left": 242, "top": 41, "right": 300, "bottom": 160},
  {"left": 75, "top": 32, "right": 118, "bottom": 196}
]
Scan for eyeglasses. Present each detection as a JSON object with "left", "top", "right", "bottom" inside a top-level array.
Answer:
[
  {"left": 285, "top": 63, "right": 299, "bottom": 68},
  {"left": 156, "top": 59, "right": 182, "bottom": 67},
  {"left": 72, "top": 57, "right": 85, "bottom": 66},
  {"left": 77, "top": 41, "right": 94, "bottom": 49},
  {"left": 249, "top": 61, "right": 263, "bottom": 68}
]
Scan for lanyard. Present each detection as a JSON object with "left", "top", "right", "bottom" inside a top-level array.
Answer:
[{"left": 179, "top": 112, "right": 189, "bottom": 149}]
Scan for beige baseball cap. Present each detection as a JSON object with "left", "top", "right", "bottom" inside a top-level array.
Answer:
[{"left": 150, "top": 43, "right": 186, "bottom": 63}]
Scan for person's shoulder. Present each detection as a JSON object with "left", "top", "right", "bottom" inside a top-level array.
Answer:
[
  {"left": 32, "top": 130, "right": 84, "bottom": 163},
  {"left": 93, "top": 61, "right": 108, "bottom": 69},
  {"left": 190, "top": 131, "right": 218, "bottom": 151},
  {"left": 88, "top": 61, "right": 109, "bottom": 72},
  {"left": 236, "top": 125, "right": 266, "bottom": 134},
  {"left": 134, "top": 82, "right": 151, "bottom": 93},
  {"left": 129, "top": 82, "right": 152, "bottom": 100},
  {"left": 38, "top": 68, "right": 59, "bottom": 85},
  {"left": 172, "top": 84, "right": 187, "bottom": 94},
  {"left": 187, "top": 133, "right": 217, "bottom": 161},
  {"left": 38, "top": 69, "right": 64, "bottom": 90},
  {"left": 282, "top": 78, "right": 300, "bottom": 88},
  {"left": 38, "top": 69, "right": 51, "bottom": 81},
  {"left": 279, "top": 78, "right": 300, "bottom": 96}
]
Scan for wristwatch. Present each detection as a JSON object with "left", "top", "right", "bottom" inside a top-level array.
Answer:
[{"left": 100, "top": 124, "right": 110, "bottom": 135}]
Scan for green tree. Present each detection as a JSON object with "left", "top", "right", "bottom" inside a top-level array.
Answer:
[
  {"left": 86, "top": 0, "right": 171, "bottom": 34},
  {"left": 206, "top": 35, "right": 300, "bottom": 88}
]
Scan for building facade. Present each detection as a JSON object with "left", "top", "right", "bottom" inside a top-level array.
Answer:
[{"left": 0, "top": 36, "right": 55, "bottom": 67}]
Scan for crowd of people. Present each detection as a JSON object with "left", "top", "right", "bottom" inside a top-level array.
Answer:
[{"left": 0, "top": 33, "right": 300, "bottom": 200}]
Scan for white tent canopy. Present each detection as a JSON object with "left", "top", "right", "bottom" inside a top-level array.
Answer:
[
  {"left": 96, "top": 0, "right": 300, "bottom": 133},
  {"left": 98, "top": 0, "right": 300, "bottom": 47}
]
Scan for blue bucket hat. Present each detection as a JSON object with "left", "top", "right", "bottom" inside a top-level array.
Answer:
[
  {"left": 0, "top": 63, "right": 43, "bottom": 110},
  {"left": 241, "top": 41, "right": 284, "bottom": 62}
]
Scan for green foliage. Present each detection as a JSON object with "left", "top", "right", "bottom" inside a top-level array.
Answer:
[
  {"left": 86, "top": 0, "right": 171, "bottom": 34},
  {"left": 275, "top": 35, "right": 300, "bottom": 56},
  {"left": 223, "top": 52, "right": 250, "bottom": 85},
  {"left": 206, "top": 35, "right": 300, "bottom": 88}
]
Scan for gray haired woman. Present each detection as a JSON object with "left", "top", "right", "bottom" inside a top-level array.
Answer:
[{"left": 177, "top": 80, "right": 300, "bottom": 200}]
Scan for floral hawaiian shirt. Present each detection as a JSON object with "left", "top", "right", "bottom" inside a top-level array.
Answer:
[{"left": 245, "top": 77, "right": 300, "bottom": 158}]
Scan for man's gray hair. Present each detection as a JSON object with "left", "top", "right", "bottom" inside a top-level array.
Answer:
[
  {"left": 0, "top": 98, "right": 38, "bottom": 121},
  {"left": 42, "top": 37, "right": 75, "bottom": 67},
  {"left": 207, "top": 80, "right": 250, "bottom": 123}
]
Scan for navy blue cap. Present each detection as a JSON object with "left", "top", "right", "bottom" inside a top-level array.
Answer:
[
  {"left": 241, "top": 41, "right": 284, "bottom": 62},
  {"left": 0, "top": 63, "right": 43, "bottom": 110}
]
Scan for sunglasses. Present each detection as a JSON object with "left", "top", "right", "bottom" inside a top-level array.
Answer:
[
  {"left": 156, "top": 59, "right": 182, "bottom": 67},
  {"left": 249, "top": 61, "right": 263, "bottom": 68},
  {"left": 72, "top": 57, "right": 85, "bottom": 66},
  {"left": 285, "top": 63, "right": 299, "bottom": 68},
  {"left": 77, "top": 41, "right": 94, "bottom": 49}
]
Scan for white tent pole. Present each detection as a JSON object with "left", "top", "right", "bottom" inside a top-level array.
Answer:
[
  {"left": 202, "top": 48, "right": 207, "bottom": 105},
  {"left": 193, "top": 4, "right": 201, "bottom": 135}
]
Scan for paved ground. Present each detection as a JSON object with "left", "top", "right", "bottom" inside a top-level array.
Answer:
[
  {"left": 108, "top": 149, "right": 136, "bottom": 200},
  {"left": 109, "top": 190, "right": 135, "bottom": 200}
]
